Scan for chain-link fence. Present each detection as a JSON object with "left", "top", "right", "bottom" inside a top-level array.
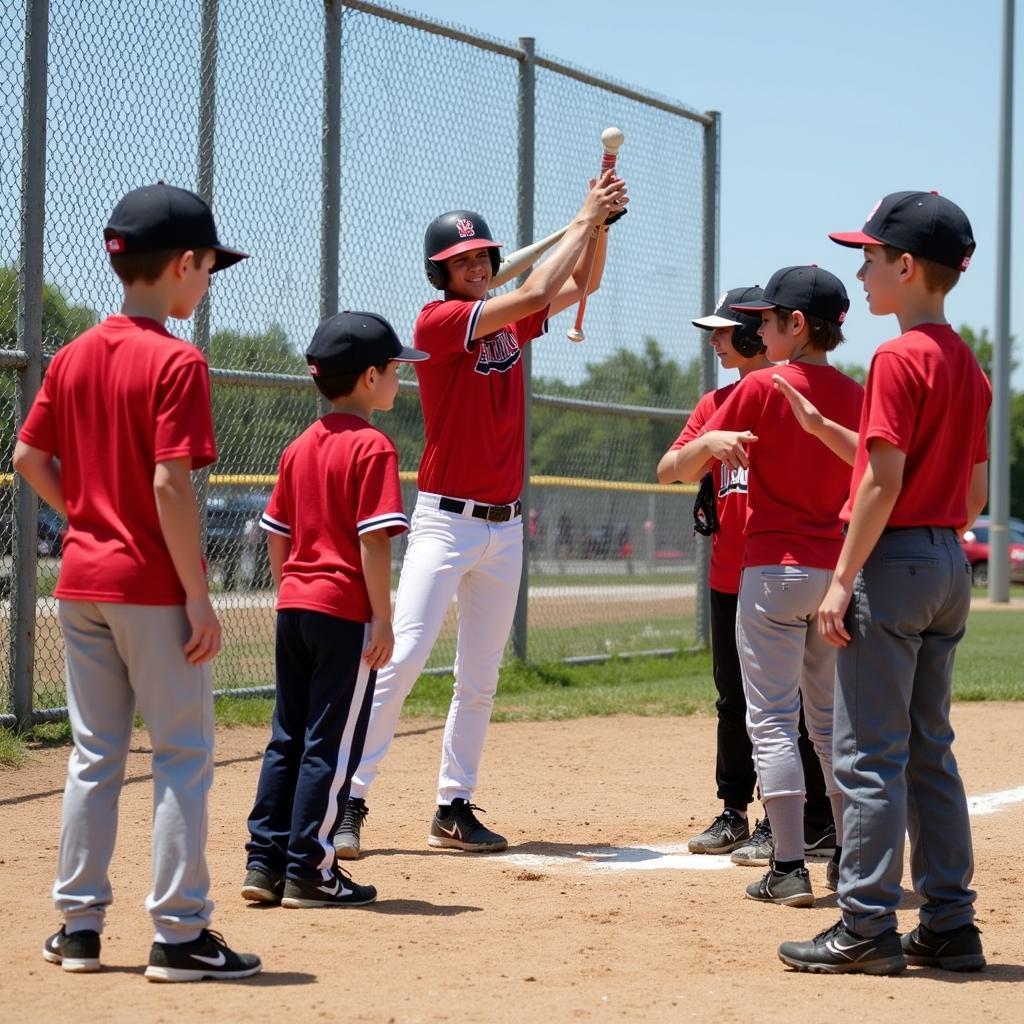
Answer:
[{"left": 2, "top": 0, "right": 718, "bottom": 728}]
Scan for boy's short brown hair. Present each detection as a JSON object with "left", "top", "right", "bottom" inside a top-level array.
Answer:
[
  {"left": 880, "top": 245, "right": 961, "bottom": 295},
  {"left": 109, "top": 247, "right": 212, "bottom": 285},
  {"left": 313, "top": 361, "right": 391, "bottom": 402},
  {"left": 774, "top": 307, "right": 844, "bottom": 352}
]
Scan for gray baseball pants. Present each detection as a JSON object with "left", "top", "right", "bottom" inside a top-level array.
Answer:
[
  {"left": 737, "top": 565, "right": 843, "bottom": 861},
  {"left": 834, "top": 527, "right": 976, "bottom": 937},
  {"left": 54, "top": 601, "right": 215, "bottom": 944}
]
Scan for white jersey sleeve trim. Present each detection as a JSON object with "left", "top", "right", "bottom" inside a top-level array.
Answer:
[
  {"left": 464, "top": 300, "right": 484, "bottom": 351},
  {"left": 357, "top": 512, "right": 409, "bottom": 536},
  {"left": 260, "top": 512, "right": 291, "bottom": 537}
]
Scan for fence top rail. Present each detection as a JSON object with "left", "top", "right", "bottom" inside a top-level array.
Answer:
[
  {"left": 340, "top": 1, "right": 711, "bottom": 124},
  {"left": 340, "top": 0, "right": 524, "bottom": 60}
]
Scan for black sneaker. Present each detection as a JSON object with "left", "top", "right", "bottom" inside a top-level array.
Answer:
[
  {"left": 804, "top": 819, "right": 837, "bottom": 857},
  {"left": 687, "top": 810, "right": 750, "bottom": 854},
  {"left": 145, "top": 929, "right": 262, "bottom": 982},
  {"left": 745, "top": 865, "right": 814, "bottom": 908},
  {"left": 825, "top": 857, "right": 839, "bottom": 893},
  {"left": 280, "top": 866, "right": 377, "bottom": 908},
  {"left": 42, "top": 926, "right": 100, "bottom": 973},
  {"left": 778, "top": 920, "right": 907, "bottom": 975},
  {"left": 731, "top": 817, "right": 773, "bottom": 866},
  {"left": 333, "top": 797, "right": 369, "bottom": 861},
  {"left": 428, "top": 798, "right": 508, "bottom": 852},
  {"left": 241, "top": 866, "right": 284, "bottom": 905},
  {"left": 901, "top": 922, "right": 986, "bottom": 972}
]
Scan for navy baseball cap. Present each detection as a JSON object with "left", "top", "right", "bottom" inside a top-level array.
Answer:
[
  {"left": 829, "top": 191, "right": 975, "bottom": 272},
  {"left": 693, "top": 286, "right": 764, "bottom": 349},
  {"left": 731, "top": 266, "right": 849, "bottom": 325},
  {"left": 305, "top": 310, "right": 429, "bottom": 378},
  {"left": 103, "top": 182, "right": 248, "bottom": 273}
]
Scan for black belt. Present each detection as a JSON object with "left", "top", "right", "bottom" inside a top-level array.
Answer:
[
  {"left": 438, "top": 496, "right": 522, "bottom": 523},
  {"left": 882, "top": 525, "right": 953, "bottom": 534}
]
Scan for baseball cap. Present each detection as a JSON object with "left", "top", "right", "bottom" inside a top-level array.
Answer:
[
  {"left": 693, "top": 286, "right": 764, "bottom": 344},
  {"left": 305, "top": 310, "right": 429, "bottom": 378},
  {"left": 103, "top": 182, "right": 248, "bottom": 273},
  {"left": 829, "top": 191, "right": 975, "bottom": 272},
  {"left": 731, "top": 265, "right": 849, "bottom": 325}
]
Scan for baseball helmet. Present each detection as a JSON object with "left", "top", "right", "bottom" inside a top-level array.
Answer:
[
  {"left": 423, "top": 210, "right": 502, "bottom": 289},
  {"left": 692, "top": 285, "right": 766, "bottom": 359}
]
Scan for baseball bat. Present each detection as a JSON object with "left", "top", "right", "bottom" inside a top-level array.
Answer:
[
  {"left": 566, "top": 126, "right": 625, "bottom": 344},
  {"left": 490, "top": 225, "right": 570, "bottom": 289}
]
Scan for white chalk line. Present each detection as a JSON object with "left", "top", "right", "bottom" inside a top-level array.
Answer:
[{"left": 497, "top": 784, "right": 1024, "bottom": 875}]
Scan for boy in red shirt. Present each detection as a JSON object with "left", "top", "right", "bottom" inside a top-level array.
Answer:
[
  {"left": 658, "top": 288, "right": 836, "bottom": 865},
  {"left": 243, "top": 311, "right": 424, "bottom": 909},
  {"left": 332, "top": 171, "right": 628, "bottom": 858},
  {"left": 780, "top": 192, "right": 989, "bottom": 974},
  {"left": 15, "top": 183, "right": 260, "bottom": 981},
  {"left": 701, "top": 267, "right": 863, "bottom": 908}
]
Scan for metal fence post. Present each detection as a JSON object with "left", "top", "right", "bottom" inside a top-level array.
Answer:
[
  {"left": 695, "top": 109, "right": 720, "bottom": 650},
  {"left": 319, "top": 1, "right": 342, "bottom": 417},
  {"left": 195, "top": 0, "right": 218, "bottom": 535},
  {"left": 511, "top": 36, "right": 535, "bottom": 663},
  {"left": 11, "top": 0, "right": 50, "bottom": 730}
]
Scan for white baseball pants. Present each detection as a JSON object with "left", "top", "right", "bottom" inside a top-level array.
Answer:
[{"left": 350, "top": 493, "right": 523, "bottom": 805}]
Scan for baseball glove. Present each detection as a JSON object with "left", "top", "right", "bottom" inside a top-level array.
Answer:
[{"left": 692, "top": 472, "right": 719, "bottom": 536}]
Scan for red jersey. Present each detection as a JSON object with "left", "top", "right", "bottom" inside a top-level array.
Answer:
[
  {"left": 671, "top": 382, "right": 747, "bottom": 593},
  {"left": 413, "top": 299, "right": 548, "bottom": 504},
  {"left": 843, "top": 324, "right": 991, "bottom": 528},
  {"left": 261, "top": 413, "right": 407, "bottom": 623},
  {"left": 703, "top": 363, "right": 863, "bottom": 570},
  {"left": 18, "top": 315, "right": 217, "bottom": 605}
]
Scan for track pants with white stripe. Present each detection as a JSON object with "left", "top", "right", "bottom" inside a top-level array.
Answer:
[{"left": 246, "top": 611, "right": 375, "bottom": 881}]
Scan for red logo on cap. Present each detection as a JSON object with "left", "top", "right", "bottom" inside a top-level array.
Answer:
[
  {"left": 105, "top": 238, "right": 125, "bottom": 253},
  {"left": 960, "top": 255, "right": 971, "bottom": 272},
  {"left": 456, "top": 219, "right": 475, "bottom": 239},
  {"left": 308, "top": 361, "right": 320, "bottom": 377},
  {"left": 838, "top": 310, "right": 847, "bottom": 324}
]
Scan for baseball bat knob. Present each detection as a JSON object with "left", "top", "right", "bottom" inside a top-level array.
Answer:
[{"left": 566, "top": 327, "right": 585, "bottom": 343}]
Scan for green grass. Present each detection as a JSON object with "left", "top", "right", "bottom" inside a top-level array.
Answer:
[{"left": 4, "top": 607, "right": 1022, "bottom": 766}]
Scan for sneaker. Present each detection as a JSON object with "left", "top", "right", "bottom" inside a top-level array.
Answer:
[
  {"left": 825, "top": 858, "right": 839, "bottom": 893},
  {"left": 428, "top": 798, "right": 508, "bottom": 852},
  {"left": 745, "top": 865, "right": 814, "bottom": 908},
  {"left": 687, "top": 810, "right": 750, "bottom": 854},
  {"left": 145, "top": 929, "right": 262, "bottom": 982},
  {"left": 334, "top": 797, "right": 369, "bottom": 861},
  {"left": 241, "top": 867, "right": 283, "bottom": 905},
  {"left": 280, "top": 866, "right": 377, "bottom": 908},
  {"left": 42, "top": 926, "right": 101, "bottom": 973},
  {"left": 778, "top": 920, "right": 906, "bottom": 975},
  {"left": 901, "top": 922, "right": 986, "bottom": 972},
  {"left": 804, "top": 819, "right": 837, "bottom": 857},
  {"left": 731, "top": 818, "right": 773, "bottom": 866}
]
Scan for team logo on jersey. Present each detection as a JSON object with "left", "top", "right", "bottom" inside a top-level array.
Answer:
[
  {"left": 718, "top": 466, "right": 748, "bottom": 498},
  {"left": 456, "top": 218, "right": 476, "bottom": 239},
  {"left": 474, "top": 328, "right": 521, "bottom": 375}
]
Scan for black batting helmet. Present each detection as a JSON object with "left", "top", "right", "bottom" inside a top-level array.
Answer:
[
  {"left": 423, "top": 210, "right": 502, "bottom": 289},
  {"left": 692, "top": 285, "right": 766, "bottom": 358}
]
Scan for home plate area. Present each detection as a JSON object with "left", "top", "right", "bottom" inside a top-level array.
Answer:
[{"left": 494, "top": 785, "right": 1024, "bottom": 875}]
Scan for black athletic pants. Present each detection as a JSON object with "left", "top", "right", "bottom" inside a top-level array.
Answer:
[{"left": 710, "top": 587, "right": 832, "bottom": 825}]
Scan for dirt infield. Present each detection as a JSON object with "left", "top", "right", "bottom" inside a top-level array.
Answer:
[{"left": 2, "top": 706, "right": 1023, "bottom": 1023}]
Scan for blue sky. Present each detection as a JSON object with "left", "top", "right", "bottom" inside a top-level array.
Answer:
[{"left": 406, "top": 0, "right": 1023, "bottom": 387}]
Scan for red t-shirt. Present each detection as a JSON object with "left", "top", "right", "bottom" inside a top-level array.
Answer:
[
  {"left": 261, "top": 413, "right": 407, "bottom": 622},
  {"left": 18, "top": 315, "right": 217, "bottom": 604},
  {"left": 843, "top": 324, "right": 991, "bottom": 527},
  {"left": 413, "top": 299, "right": 548, "bottom": 504},
  {"left": 671, "top": 382, "right": 747, "bottom": 593},
  {"left": 703, "top": 363, "right": 864, "bottom": 570}
]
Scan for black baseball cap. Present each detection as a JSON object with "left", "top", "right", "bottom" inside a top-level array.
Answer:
[
  {"left": 103, "top": 182, "right": 248, "bottom": 273},
  {"left": 692, "top": 286, "right": 764, "bottom": 346},
  {"left": 829, "top": 191, "right": 975, "bottom": 272},
  {"left": 731, "top": 265, "right": 849, "bottom": 325},
  {"left": 305, "top": 310, "right": 429, "bottom": 378}
]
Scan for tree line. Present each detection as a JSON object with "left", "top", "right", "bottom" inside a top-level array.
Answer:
[{"left": 2, "top": 267, "right": 1022, "bottom": 520}]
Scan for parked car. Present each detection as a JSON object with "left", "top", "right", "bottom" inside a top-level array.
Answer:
[
  {"left": 206, "top": 491, "right": 272, "bottom": 590},
  {"left": 0, "top": 505, "right": 66, "bottom": 557},
  {"left": 960, "top": 515, "right": 1024, "bottom": 586}
]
